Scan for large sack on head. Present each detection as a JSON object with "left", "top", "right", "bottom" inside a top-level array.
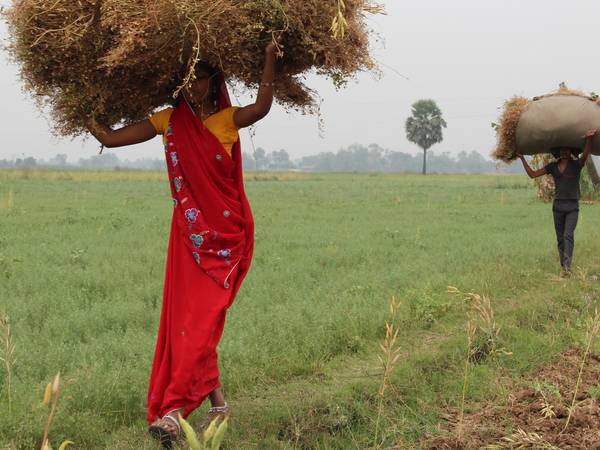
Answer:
[
  {"left": 4, "top": 0, "right": 383, "bottom": 137},
  {"left": 492, "top": 87, "right": 600, "bottom": 162}
]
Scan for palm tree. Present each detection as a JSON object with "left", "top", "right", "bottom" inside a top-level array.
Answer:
[{"left": 405, "top": 99, "right": 447, "bottom": 175}]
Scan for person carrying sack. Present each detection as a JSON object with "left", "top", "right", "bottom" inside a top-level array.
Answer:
[{"left": 518, "top": 129, "right": 597, "bottom": 274}]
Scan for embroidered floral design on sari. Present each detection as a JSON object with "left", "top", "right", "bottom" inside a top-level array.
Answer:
[
  {"left": 185, "top": 208, "right": 198, "bottom": 223},
  {"left": 190, "top": 234, "right": 204, "bottom": 248},
  {"left": 192, "top": 252, "right": 200, "bottom": 264},
  {"left": 217, "top": 249, "right": 231, "bottom": 259},
  {"left": 174, "top": 177, "right": 182, "bottom": 192},
  {"left": 170, "top": 152, "right": 178, "bottom": 166}
]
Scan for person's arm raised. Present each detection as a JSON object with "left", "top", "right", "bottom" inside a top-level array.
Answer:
[
  {"left": 233, "top": 42, "right": 278, "bottom": 129},
  {"left": 579, "top": 129, "right": 597, "bottom": 167},
  {"left": 517, "top": 154, "right": 547, "bottom": 178},
  {"left": 88, "top": 119, "right": 157, "bottom": 149}
]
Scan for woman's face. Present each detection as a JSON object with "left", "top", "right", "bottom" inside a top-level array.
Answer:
[{"left": 186, "top": 69, "right": 212, "bottom": 104}]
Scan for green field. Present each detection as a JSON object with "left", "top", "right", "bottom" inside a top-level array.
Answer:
[{"left": 1, "top": 170, "right": 600, "bottom": 449}]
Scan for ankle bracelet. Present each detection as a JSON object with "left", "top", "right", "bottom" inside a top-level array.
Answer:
[{"left": 209, "top": 402, "right": 229, "bottom": 413}]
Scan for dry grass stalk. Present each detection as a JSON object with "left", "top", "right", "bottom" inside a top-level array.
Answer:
[
  {"left": 533, "top": 382, "right": 558, "bottom": 419},
  {"left": 561, "top": 308, "right": 600, "bottom": 433},
  {"left": 447, "top": 286, "right": 511, "bottom": 439},
  {"left": 5, "top": 0, "right": 384, "bottom": 137},
  {"left": 0, "top": 312, "right": 16, "bottom": 415},
  {"left": 7, "top": 190, "right": 14, "bottom": 209},
  {"left": 373, "top": 296, "right": 402, "bottom": 448},
  {"left": 447, "top": 287, "right": 511, "bottom": 363},
  {"left": 491, "top": 428, "right": 563, "bottom": 449},
  {"left": 456, "top": 309, "right": 475, "bottom": 439},
  {"left": 330, "top": 0, "right": 348, "bottom": 40},
  {"left": 40, "top": 372, "right": 74, "bottom": 450}
]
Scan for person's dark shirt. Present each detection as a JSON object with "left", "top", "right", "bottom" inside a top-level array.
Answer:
[{"left": 544, "top": 159, "right": 583, "bottom": 200}]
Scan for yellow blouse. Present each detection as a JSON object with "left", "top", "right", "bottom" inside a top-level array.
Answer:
[{"left": 149, "top": 106, "right": 240, "bottom": 156}]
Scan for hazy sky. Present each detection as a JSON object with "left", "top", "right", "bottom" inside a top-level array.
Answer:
[{"left": 1, "top": 0, "right": 600, "bottom": 162}]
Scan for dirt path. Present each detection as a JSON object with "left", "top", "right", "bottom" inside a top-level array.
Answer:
[{"left": 423, "top": 348, "right": 600, "bottom": 449}]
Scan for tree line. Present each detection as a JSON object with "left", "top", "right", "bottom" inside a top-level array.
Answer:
[{"left": 0, "top": 145, "right": 523, "bottom": 174}]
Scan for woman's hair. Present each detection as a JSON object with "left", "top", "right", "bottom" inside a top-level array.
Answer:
[{"left": 169, "top": 60, "right": 221, "bottom": 107}]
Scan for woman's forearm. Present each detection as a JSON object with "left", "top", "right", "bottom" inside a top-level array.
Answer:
[
  {"left": 87, "top": 119, "right": 157, "bottom": 148},
  {"left": 253, "top": 51, "right": 276, "bottom": 117},
  {"left": 233, "top": 43, "right": 277, "bottom": 128}
]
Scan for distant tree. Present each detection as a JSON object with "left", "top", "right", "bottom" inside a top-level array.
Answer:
[
  {"left": 242, "top": 152, "right": 255, "bottom": 171},
  {"left": 254, "top": 147, "right": 269, "bottom": 171},
  {"left": 78, "top": 153, "right": 120, "bottom": 169},
  {"left": 22, "top": 156, "right": 37, "bottom": 167},
  {"left": 405, "top": 99, "right": 447, "bottom": 175},
  {"left": 269, "top": 149, "right": 294, "bottom": 170},
  {"left": 48, "top": 154, "right": 68, "bottom": 167}
]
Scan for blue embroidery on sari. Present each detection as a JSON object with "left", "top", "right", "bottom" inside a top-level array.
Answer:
[
  {"left": 174, "top": 177, "right": 182, "bottom": 192},
  {"left": 170, "top": 152, "right": 178, "bottom": 166},
  {"left": 217, "top": 249, "right": 231, "bottom": 259},
  {"left": 192, "top": 252, "right": 200, "bottom": 264},
  {"left": 185, "top": 208, "right": 198, "bottom": 223}
]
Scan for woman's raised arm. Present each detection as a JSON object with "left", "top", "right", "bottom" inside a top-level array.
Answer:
[
  {"left": 88, "top": 119, "right": 157, "bottom": 148},
  {"left": 233, "top": 42, "right": 278, "bottom": 129}
]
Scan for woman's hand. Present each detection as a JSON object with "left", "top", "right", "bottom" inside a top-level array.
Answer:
[
  {"left": 585, "top": 129, "right": 597, "bottom": 140},
  {"left": 266, "top": 36, "right": 283, "bottom": 59}
]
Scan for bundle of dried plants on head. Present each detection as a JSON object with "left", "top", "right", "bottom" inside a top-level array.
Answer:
[
  {"left": 492, "top": 96, "right": 530, "bottom": 163},
  {"left": 5, "top": 0, "right": 384, "bottom": 137},
  {"left": 492, "top": 84, "right": 600, "bottom": 163}
]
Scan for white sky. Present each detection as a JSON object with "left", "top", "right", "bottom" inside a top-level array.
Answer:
[{"left": 1, "top": 0, "right": 600, "bottom": 162}]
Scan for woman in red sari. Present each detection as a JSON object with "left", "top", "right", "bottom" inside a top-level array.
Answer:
[{"left": 89, "top": 43, "right": 277, "bottom": 447}]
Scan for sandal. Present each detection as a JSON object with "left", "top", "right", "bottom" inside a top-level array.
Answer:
[
  {"left": 200, "top": 403, "right": 230, "bottom": 430},
  {"left": 148, "top": 411, "right": 181, "bottom": 449}
]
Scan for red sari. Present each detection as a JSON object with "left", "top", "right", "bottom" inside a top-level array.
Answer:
[{"left": 146, "top": 78, "right": 254, "bottom": 423}]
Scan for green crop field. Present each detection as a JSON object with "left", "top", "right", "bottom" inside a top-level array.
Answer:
[{"left": 1, "top": 169, "right": 600, "bottom": 449}]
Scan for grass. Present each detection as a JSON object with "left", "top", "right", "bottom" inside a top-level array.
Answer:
[{"left": 1, "top": 170, "right": 600, "bottom": 448}]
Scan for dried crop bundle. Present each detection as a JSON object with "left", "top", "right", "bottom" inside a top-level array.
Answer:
[{"left": 5, "top": 0, "right": 383, "bottom": 136}]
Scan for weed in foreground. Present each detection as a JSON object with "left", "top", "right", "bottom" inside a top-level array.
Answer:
[
  {"left": 373, "top": 296, "right": 402, "bottom": 448},
  {"left": 0, "top": 312, "right": 16, "bottom": 415}
]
